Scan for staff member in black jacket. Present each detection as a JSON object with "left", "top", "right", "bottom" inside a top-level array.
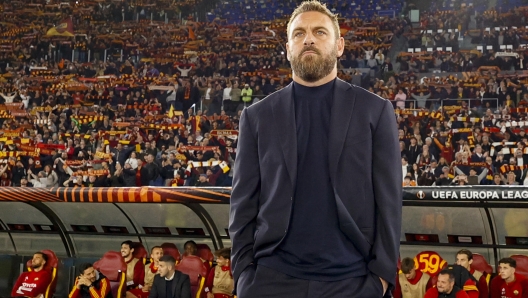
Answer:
[{"left": 148, "top": 255, "right": 190, "bottom": 298}]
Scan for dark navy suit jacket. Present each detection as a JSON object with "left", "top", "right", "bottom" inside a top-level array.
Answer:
[{"left": 229, "top": 78, "right": 402, "bottom": 293}]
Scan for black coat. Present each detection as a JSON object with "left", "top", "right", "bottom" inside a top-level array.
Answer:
[
  {"left": 148, "top": 271, "right": 190, "bottom": 298},
  {"left": 229, "top": 79, "right": 402, "bottom": 296}
]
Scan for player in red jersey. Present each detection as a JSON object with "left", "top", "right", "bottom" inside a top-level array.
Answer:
[
  {"left": 490, "top": 258, "right": 528, "bottom": 298},
  {"left": 11, "top": 252, "right": 52, "bottom": 298}
]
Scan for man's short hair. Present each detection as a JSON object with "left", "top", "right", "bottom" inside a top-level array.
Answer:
[
  {"left": 401, "top": 257, "right": 415, "bottom": 274},
  {"left": 438, "top": 269, "right": 455, "bottom": 282},
  {"left": 287, "top": 0, "right": 340, "bottom": 40},
  {"left": 34, "top": 252, "right": 48, "bottom": 263},
  {"left": 78, "top": 263, "right": 93, "bottom": 275},
  {"left": 184, "top": 240, "right": 198, "bottom": 250},
  {"left": 121, "top": 240, "right": 134, "bottom": 249},
  {"left": 214, "top": 247, "right": 231, "bottom": 260},
  {"left": 499, "top": 257, "right": 516, "bottom": 268},
  {"left": 456, "top": 249, "right": 473, "bottom": 260},
  {"left": 159, "top": 255, "right": 176, "bottom": 266},
  {"left": 151, "top": 246, "right": 162, "bottom": 254}
]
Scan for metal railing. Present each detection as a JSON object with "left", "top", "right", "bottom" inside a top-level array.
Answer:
[{"left": 391, "top": 98, "right": 500, "bottom": 111}]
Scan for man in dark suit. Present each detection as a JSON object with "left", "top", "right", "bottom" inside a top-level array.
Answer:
[
  {"left": 229, "top": 1, "right": 402, "bottom": 298},
  {"left": 149, "top": 255, "right": 190, "bottom": 298}
]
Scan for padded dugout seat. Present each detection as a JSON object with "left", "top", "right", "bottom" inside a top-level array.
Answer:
[
  {"left": 93, "top": 251, "right": 127, "bottom": 298},
  {"left": 176, "top": 255, "right": 208, "bottom": 298},
  {"left": 26, "top": 249, "right": 58, "bottom": 298},
  {"left": 132, "top": 242, "right": 148, "bottom": 264},
  {"left": 471, "top": 253, "right": 493, "bottom": 275},
  {"left": 511, "top": 255, "right": 528, "bottom": 278},
  {"left": 161, "top": 242, "right": 182, "bottom": 263},
  {"left": 196, "top": 244, "right": 214, "bottom": 266}
]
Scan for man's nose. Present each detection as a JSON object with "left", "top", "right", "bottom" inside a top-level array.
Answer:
[{"left": 303, "top": 32, "right": 315, "bottom": 46}]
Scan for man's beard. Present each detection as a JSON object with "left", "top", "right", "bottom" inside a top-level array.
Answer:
[{"left": 290, "top": 45, "right": 337, "bottom": 83}]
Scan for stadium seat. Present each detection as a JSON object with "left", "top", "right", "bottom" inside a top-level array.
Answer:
[
  {"left": 176, "top": 255, "right": 208, "bottom": 298},
  {"left": 470, "top": 253, "right": 493, "bottom": 275},
  {"left": 93, "top": 251, "right": 127, "bottom": 298},
  {"left": 132, "top": 242, "right": 148, "bottom": 264},
  {"left": 161, "top": 242, "right": 182, "bottom": 263},
  {"left": 196, "top": 244, "right": 214, "bottom": 266},
  {"left": 26, "top": 250, "right": 59, "bottom": 298},
  {"left": 510, "top": 255, "right": 528, "bottom": 278}
]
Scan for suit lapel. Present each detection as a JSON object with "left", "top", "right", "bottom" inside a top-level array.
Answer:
[
  {"left": 271, "top": 83, "right": 297, "bottom": 189},
  {"left": 328, "top": 79, "right": 355, "bottom": 185},
  {"left": 171, "top": 272, "right": 179, "bottom": 298}
]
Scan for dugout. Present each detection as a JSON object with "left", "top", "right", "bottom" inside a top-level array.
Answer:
[{"left": 0, "top": 186, "right": 526, "bottom": 296}]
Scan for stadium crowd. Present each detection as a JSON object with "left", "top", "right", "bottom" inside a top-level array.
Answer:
[{"left": 0, "top": 0, "right": 528, "bottom": 188}]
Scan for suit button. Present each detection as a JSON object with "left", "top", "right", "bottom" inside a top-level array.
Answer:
[{"left": 290, "top": 197, "right": 292, "bottom": 200}]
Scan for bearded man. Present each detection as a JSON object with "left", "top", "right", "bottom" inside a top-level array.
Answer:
[{"left": 229, "top": 1, "right": 402, "bottom": 297}]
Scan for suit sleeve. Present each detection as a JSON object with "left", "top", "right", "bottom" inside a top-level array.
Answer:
[
  {"left": 180, "top": 274, "right": 191, "bottom": 298},
  {"left": 229, "top": 108, "right": 260, "bottom": 286},
  {"left": 148, "top": 277, "right": 158, "bottom": 298},
  {"left": 368, "top": 99, "right": 402, "bottom": 291}
]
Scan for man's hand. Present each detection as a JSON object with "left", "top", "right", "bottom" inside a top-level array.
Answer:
[
  {"left": 380, "top": 277, "right": 388, "bottom": 295},
  {"left": 206, "top": 293, "right": 214, "bottom": 298},
  {"left": 141, "top": 285, "right": 151, "bottom": 292}
]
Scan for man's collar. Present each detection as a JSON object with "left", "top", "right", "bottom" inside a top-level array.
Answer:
[{"left": 165, "top": 271, "right": 175, "bottom": 281}]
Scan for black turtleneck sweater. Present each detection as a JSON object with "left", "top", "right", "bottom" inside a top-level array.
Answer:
[{"left": 259, "top": 79, "right": 366, "bottom": 280}]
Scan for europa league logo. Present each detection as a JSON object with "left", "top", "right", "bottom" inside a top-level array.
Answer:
[{"left": 416, "top": 190, "right": 425, "bottom": 200}]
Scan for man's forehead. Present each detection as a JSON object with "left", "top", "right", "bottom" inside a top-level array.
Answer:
[{"left": 289, "top": 11, "right": 334, "bottom": 31}]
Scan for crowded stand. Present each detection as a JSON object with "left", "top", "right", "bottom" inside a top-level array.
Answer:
[
  {"left": 2, "top": 0, "right": 528, "bottom": 188},
  {"left": 3, "top": 0, "right": 528, "bottom": 297}
]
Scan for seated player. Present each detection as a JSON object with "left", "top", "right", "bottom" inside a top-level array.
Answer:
[
  {"left": 121, "top": 240, "right": 145, "bottom": 290},
  {"left": 204, "top": 248, "right": 234, "bottom": 298},
  {"left": 424, "top": 269, "right": 470, "bottom": 298},
  {"left": 11, "top": 252, "right": 52, "bottom": 298},
  {"left": 183, "top": 240, "right": 211, "bottom": 272},
  {"left": 69, "top": 263, "right": 112, "bottom": 298},
  {"left": 455, "top": 249, "right": 489, "bottom": 298},
  {"left": 490, "top": 257, "right": 528, "bottom": 298},
  {"left": 393, "top": 257, "right": 433, "bottom": 298},
  {"left": 127, "top": 246, "right": 163, "bottom": 298}
]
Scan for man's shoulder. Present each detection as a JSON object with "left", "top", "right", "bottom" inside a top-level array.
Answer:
[
  {"left": 340, "top": 79, "right": 389, "bottom": 106},
  {"left": 175, "top": 270, "right": 189, "bottom": 280}
]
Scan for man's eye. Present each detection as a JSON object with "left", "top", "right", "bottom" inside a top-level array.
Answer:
[{"left": 317, "top": 30, "right": 326, "bottom": 35}]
